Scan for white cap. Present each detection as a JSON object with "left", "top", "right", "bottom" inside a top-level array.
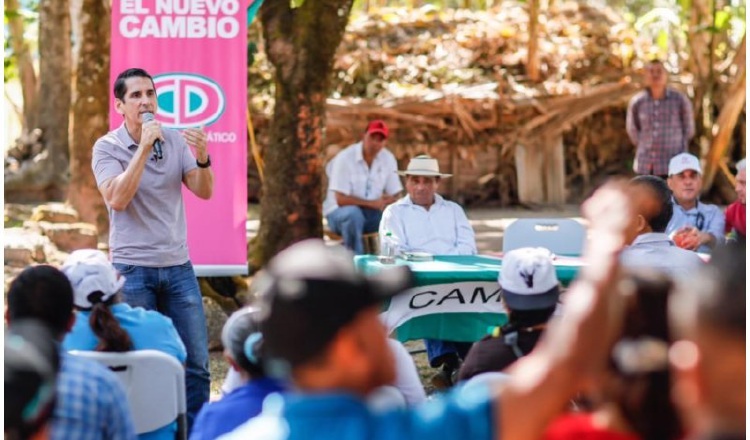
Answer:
[
  {"left": 61, "top": 249, "right": 125, "bottom": 309},
  {"left": 500, "top": 247, "right": 560, "bottom": 310},
  {"left": 668, "top": 153, "right": 702, "bottom": 176}
]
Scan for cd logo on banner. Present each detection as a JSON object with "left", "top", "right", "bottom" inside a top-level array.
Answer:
[{"left": 153, "top": 73, "right": 225, "bottom": 129}]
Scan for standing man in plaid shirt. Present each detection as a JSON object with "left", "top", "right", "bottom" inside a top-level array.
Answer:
[{"left": 626, "top": 59, "right": 695, "bottom": 178}]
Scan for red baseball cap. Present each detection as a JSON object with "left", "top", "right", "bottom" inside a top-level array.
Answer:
[{"left": 365, "top": 120, "right": 389, "bottom": 139}]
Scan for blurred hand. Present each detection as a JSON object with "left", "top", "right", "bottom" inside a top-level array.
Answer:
[
  {"left": 581, "top": 180, "right": 632, "bottom": 257},
  {"left": 182, "top": 126, "right": 208, "bottom": 162},
  {"left": 371, "top": 195, "right": 398, "bottom": 211},
  {"left": 383, "top": 194, "right": 399, "bottom": 205},
  {"left": 673, "top": 227, "right": 701, "bottom": 251}
]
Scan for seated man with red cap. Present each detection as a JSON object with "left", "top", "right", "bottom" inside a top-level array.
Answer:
[{"left": 323, "top": 120, "right": 402, "bottom": 255}]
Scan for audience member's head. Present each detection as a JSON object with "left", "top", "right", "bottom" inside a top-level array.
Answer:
[
  {"left": 644, "top": 58, "right": 667, "bottom": 91},
  {"left": 6, "top": 265, "right": 75, "bottom": 339},
  {"left": 734, "top": 158, "right": 745, "bottom": 205},
  {"left": 5, "top": 319, "right": 61, "bottom": 440},
  {"left": 667, "top": 153, "right": 703, "bottom": 206},
  {"left": 256, "top": 239, "right": 413, "bottom": 395},
  {"left": 222, "top": 307, "right": 266, "bottom": 380},
  {"left": 498, "top": 247, "right": 560, "bottom": 328},
  {"left": 398, "top": 155, "right": 452, "bottom": 209},
  {"left": 362, "top": 120, "right": 388, "bottom": 157},
  {"left": 61, "top": 249, "right": 133, "bottom": 352},
  {"left": 625, "top": 175, "right": 673, "bottom": 243},
  {"left": 604, "top": 270, "right": 681, "bottom": 440},
  {"left": 669, "top": 243, "right": 746, "bottom": 436}
]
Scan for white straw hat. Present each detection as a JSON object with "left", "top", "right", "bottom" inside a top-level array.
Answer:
[{"left": 397, "top": 155, "right": 452, "bottom": 178}]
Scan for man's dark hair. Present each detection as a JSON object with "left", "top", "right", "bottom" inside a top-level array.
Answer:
[
  {"left": 113, "top": 68, "right": 154, "bottom": 101},
  {"left": 505, "top": 306, "right": 556, "bottom": 331},
  {"left": 7, "top": 265, "right": 75, "bottom": 337},
  {"left": 630, "top": 175, "right": 673, "bottom": 232}
]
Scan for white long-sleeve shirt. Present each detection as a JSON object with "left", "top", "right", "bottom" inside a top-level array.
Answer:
[{"left": 379, "top": 194, "right": 477, "bottom": 256}]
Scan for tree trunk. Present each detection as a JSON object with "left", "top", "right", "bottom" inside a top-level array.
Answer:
[
  {"left": 68, "top": 0, "right": 110, "bottom": 242},
  {"left": 702, "top": 36, "right": 746, "bottom": 191},
  {"left": 39, "top": 0, "right": 72, "bottom": 197},
  {"left": 527, "top": 0, "right": 540, "bottom": 82},
  {"left": 6, "top": 0, "right": 39, "bottom": 131},
  {"left": 254, "top": 0, "right": 354, "bottom": 266},
  {"left": 4, "top": 0, "right": 72, "bottom": 201},
  {"left": 38, "top": 0, "right": 72, "bottom": 166}
]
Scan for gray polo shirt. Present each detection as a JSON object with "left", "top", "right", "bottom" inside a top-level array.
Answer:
[{"left": 92, "top": 123, "right": 198, "bottom": 267}]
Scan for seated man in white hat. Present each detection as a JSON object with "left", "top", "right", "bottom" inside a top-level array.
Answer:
[
  {"left": 379, "top": 154, "right": 477, "bottom": 389},
  {"left": 665, "top": 152, "right": 725, "bottom": 253}
]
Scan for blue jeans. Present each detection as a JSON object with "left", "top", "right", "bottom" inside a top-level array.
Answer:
[
  {"left": 326, "top": 206, "right": 382, "bottom": 255},
  {"left": 425, "top": 339, "right": 473, "bottom": 368},
  {"left": 113, "top": 261, "right": 210, "bottom": 432}
]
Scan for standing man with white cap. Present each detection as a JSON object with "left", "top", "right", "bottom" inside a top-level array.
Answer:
[
  {"left": 323, "top": 120, "right": 403, "bottom": 255},
  {"left": 379, "top": 154, "right": 477, "bottom": 389},
  {"left": 665, "top": 153, "right": 725, "bottom": 253}
]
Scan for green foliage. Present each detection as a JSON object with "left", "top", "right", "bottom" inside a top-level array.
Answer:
[
  {"left": 4, "top": 56, "right": 16, "bottom": 82},
  {"left": 4, "top": 0, "right": 39, "bottom": 83}
]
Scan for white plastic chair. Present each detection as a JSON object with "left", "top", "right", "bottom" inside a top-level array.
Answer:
[
  {"left": 69, "top": 349, "right": 187, "bottom": 440},
  {"left": 502, "top": 218, "right": 586, "bottom": 256}
]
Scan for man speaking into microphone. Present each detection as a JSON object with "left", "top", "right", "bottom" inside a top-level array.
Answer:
[{"left": 92, "top": 67, "right": 214, "bottom": 432}]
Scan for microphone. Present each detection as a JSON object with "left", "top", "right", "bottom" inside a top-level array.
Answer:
[{"left": 142, "top": 112, "right": 163, "bottom": 160}]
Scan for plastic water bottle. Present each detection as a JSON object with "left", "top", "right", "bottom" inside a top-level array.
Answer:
[{"left": 380, "top": 231, "right": 397, "bottom": 264}]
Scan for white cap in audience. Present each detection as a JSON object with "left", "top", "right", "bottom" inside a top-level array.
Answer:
[
  {"left": 668, "top": 153, "right": 702, "bottom": 176},
  {"left": 500, "top": 247, "right": 560, "bottom": 310},
  {"left": 62, "top": 249, "right": 125, "bottom": 309}
]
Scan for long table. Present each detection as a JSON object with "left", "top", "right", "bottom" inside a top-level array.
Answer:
[{"left": 354, "top": 254, "right": 583, "bottom": 343}]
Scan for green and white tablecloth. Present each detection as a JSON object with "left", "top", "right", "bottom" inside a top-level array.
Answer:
[{"left": 354, "top": 254, "right": 583, "bottom": 343}]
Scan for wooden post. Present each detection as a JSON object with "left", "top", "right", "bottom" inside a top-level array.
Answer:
[
  {"left": 515, "top": 142, "right": 545, "bottom": 204},
  {"left": 450, "top": 145, "right": 460, "bottom": 200},
  {"left": 544, "top": 135, "right": 565, "bottom": 204},
  {"left": 516, "top": 135, "right": 566, "bottom": 204}
]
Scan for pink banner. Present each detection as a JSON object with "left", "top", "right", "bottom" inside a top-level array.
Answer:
[{"left": 111, "top": 0, "right": 248, "bottom": 275}]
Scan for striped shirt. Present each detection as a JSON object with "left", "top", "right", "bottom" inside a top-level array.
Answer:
[
  {"left": 52, "top": 353, "right": 136, "bottom": 440},
  {"left": 626, "top": 88, "right": 695, "bottom": 176}
]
